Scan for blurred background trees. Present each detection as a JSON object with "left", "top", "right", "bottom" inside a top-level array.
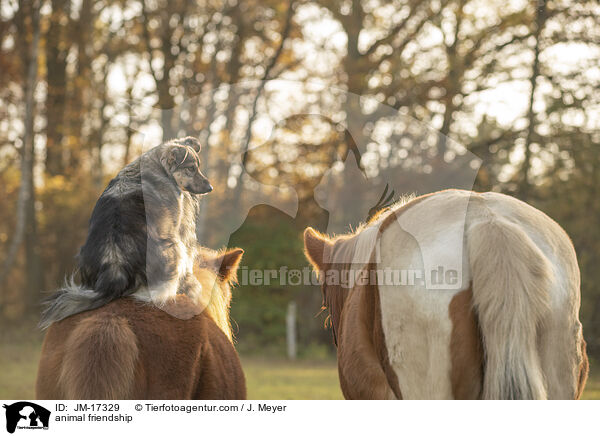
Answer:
[{"left": 0, "top": 0, "right": 599, "bottom": 357}]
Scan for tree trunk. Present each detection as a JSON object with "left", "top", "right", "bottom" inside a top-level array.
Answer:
[
  {"left": 24, "top": 0, "right": 45, "bottom": 310},
  {"left": 161, "top": 107, "right": 175, "bottom": 141},
  {"left": 437, "top": 0, "right": 465, "bottom": 157},
  {"left": 45, "top": 0, "right": 69, "bottom": 176},
  {"left": 25, "top": 181, "right": 44, "bottom": 311},
  {"left": 67, "top": 0, "right": 93, "bottom": 171},
  {"left": 196, "top": 46, "right": 221, "bottom": 243},
  {"left": 521, "top": 1, "right": 546, "bottom": 199},
  {"left": 0, "top": 0, "right": 42, "bottom": 296},
  {"left": 231, "top": 0, "right": 294, "bottom": 208}
]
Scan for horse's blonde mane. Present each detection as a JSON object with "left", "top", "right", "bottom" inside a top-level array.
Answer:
[
  {"left": 360, "top": 193, "right": 416, "bottom": 231},
  {"left": 323, "top": 194, "right": 417, "bottom": 266},
  {"left": 195, "top": 268, "right": 234, "bottom": 342}
]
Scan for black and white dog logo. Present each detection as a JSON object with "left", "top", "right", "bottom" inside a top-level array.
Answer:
[{"left": 3, "top": 402, "right": 50, "bottom": 433}]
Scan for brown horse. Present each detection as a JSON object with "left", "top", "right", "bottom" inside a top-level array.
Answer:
[
  {"left": 36, "top": 248, "right": 246, "bottom": 400},
  {"left": 304, "top": 190, "right": 589, "bottom": 399}
]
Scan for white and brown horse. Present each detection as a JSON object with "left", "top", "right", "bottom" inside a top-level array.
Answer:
[
  {"left": 304, "top": 190, "right": 588, "bottom": 399},
  {"left": 36, "top": 248, "right": 246, "bottom": 400}
]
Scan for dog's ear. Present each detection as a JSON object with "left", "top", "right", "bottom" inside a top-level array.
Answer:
[
  {"left": 174, "top": 136, "right": 201, "bottom": 153},
  {"left": 212, "top": 248, "right": 244, "bottom": 283},
  {"left": 160, "top": 146, "right": 186, "bottom": 173},
  {"left": 303, "top": 227, "right": 332, "bottom": 271}
]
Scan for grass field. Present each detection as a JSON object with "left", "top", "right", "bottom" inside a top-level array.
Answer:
[
  {"left": 0, "top": 327, "right": 597, "bottom": 400},
  {"left": 242, "top": 357, "right": 343, "bottom": 400}
]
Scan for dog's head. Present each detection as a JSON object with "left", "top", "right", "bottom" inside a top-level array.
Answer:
[{"left": 160, "top": 137, "right": 213, "bottom": 194}]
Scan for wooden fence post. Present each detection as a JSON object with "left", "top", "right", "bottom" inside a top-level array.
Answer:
[{"left": 286, "top": 301, "right": 297, "bottom": 360}]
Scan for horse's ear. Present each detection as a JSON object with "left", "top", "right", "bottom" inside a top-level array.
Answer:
[
  {"left": 303, "top": 227, "right": 331, "bottom": 271},
  {"left": 213, "top": 248, "right": 244, "bottom": 283}
]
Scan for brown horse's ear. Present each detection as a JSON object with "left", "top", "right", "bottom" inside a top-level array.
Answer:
[
  {"left": 213, "top": 248, "right": 244, "bottom": 283},
  {"left": 303, "top": 227, "right": 331, "bottom": 271}
]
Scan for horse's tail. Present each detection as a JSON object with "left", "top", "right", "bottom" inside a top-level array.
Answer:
[
  {"left": 467, "top": 218, "right": 552, "bottom": 399},
  {"left": 59, "top": 313, "right": 138, "bottom": 399}
]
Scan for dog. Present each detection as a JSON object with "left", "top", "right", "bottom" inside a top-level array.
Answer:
[{"left": 40, "top": 137, "right": 212, "bottom": 329}]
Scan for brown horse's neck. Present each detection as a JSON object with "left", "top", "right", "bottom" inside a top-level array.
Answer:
[
  {"left": 325, "top": 230, "right": 378, "bottom": 345},
  {"left": 324, "top": 275, "right": 348, "bottom": 346}
]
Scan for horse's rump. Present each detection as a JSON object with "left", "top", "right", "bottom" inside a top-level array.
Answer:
[
  {"left": 58, "top": 313, "right": 138, "bottom": 400},
  {"left": 304, "top": 190, "right": 586, "bottom": 399},
  {"left": 36, "top": 297, "right": 246, "bottom": 400}
]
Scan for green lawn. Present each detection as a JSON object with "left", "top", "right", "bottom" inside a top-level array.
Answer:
[
  {"left": 582, "top": 371, "right": 600, "bottom": 400},
  {"left": 242, "top": 357, "right": 343, "bottom": 400},
  {"left": 0, "top": 329, "right": 44, "bottom": 399},
  {"left": 0, "top": 330, "right": 597, "bottom": 400}
]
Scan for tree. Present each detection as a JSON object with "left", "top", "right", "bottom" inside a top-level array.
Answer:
[{"left": 0, "top": 0, "right": 44, "bottom": 309}]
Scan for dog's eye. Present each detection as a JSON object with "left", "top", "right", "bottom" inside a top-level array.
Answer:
[{"left": 186, "top": 167, "right": 196, "bottom": 174}]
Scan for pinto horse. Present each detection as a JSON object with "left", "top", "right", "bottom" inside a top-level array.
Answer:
[
  {"left": 36, "top": 248, "right": 246, "bottom": 400},
  {"left": 304, "top": 190, "right": 588, "bottom": 399}
]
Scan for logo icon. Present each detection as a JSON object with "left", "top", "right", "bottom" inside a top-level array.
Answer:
[{"left": 2, "top": 402, "right": 50, "bottom": 434}]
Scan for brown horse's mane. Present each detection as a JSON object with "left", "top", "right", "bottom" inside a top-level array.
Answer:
[
  {"left": 194, "top": 267, "right": 234, "bottom": 341},
  {"left": 190, "top": 246, "right": 244, "bottom": 342}
]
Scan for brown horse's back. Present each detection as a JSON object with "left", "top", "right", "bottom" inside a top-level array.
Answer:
[{"left": 36, "top": 298, "right": 246, "bottom": 400}]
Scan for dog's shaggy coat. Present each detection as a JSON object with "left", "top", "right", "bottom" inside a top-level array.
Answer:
[{"left": 40, "top": 137, "right": 212, "bottom": 329}]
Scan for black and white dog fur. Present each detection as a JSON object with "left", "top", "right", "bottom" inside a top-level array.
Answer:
[{"left": 40, "top": 137, "right": 212, "bottom": 329}]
